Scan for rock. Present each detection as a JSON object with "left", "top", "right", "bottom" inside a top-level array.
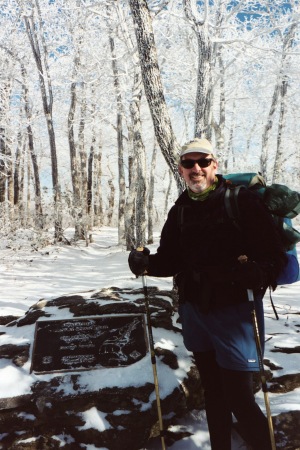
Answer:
[
  {"left": 274, "top": 410, "right": 300, "bottom": 450},
  {"left": 0, "top": 287, "right": 193, "bottom": 450},
  {"left": 0, "top": 316, "right": 19, "bottom": 326},
  {"left": 0, "top": 344, "right": 30, "bottom": 367},
  {"left": 269, "top": 373, "right": 300, "bottom": 393},
  {"left": 0, "top": 286, "right": 299, "bottom": 450}
]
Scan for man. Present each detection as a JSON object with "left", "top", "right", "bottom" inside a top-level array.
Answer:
[{"left": 128, "top": 138, "right": 286, "bottom": 450}]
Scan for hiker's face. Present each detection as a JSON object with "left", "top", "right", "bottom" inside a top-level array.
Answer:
[{"left": 179, "top": 152, "right": 218, "bottom": 193}]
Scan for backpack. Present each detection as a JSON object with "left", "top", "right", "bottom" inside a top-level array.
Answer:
[{"left": 223, "top": 172, "right": 300, "bottom": 286}]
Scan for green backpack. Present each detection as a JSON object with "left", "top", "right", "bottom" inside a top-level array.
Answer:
[{"left": 223, "top": 172, "right": 300, "bottom": 285}]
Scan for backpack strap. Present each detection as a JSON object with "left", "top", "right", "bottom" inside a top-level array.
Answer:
[
  {"left": 177, "top": 204, "right": 191, "bottom": 232},
  {"left": 224, "top": 185, "right": 243, "bottom": 229},
  {"left": 225, "top": 185, "right": 279, "bottom": 320}
]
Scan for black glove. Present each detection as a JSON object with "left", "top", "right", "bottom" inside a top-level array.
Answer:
[
  {"left": 233, "top": 261, "right": 265, "bottom": 290},
  {"left": 128, "top": 247, "right": 150, "bottom": 276},
  {"left": 213, "top": 261, "right": 265, "bottom": 290}
]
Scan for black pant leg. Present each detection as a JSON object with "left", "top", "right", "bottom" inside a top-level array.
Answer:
[
  {"left": 193, "top": 351, "right": 232, "bottom": 450},
  {"left": 220, "top": 368, "right": 273, "bottom": 450}
]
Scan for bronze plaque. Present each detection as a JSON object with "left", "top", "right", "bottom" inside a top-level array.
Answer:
[{"left": 31, "top": 314, "right": 147, "bottom": 374}]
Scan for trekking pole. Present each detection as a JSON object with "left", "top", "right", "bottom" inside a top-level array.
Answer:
[
  {"left": 247, "top": 288, "right": 276, "bottom": 450},
  {"left": 141, "top": 274, "right": 166, "bottom": 450},
  {"left": 237, "top": 256, "right": 276, "bottom": 449}
]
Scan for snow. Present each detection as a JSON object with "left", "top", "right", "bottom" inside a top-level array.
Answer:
[
  {"left": 0, "top": 226, "right": 299, "bottom": 450},
  {"left": 0, "top": 360, "right": 33, "bottom": 397},
  {"left": 78, "top": 407, "right": 112, "bottom": 432}
]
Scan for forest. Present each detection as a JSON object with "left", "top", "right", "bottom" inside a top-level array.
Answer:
[{"left": 0, "top": 0, "right": 299, "bottom": 249}]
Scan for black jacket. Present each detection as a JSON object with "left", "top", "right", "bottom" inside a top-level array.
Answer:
[{"left": 148, "top": 176, "right": 287, "bottom": 310}]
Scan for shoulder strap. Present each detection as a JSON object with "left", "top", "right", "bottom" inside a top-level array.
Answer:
[
  {"left": 177, "top": 204, "right": 188, "bottom": 231},
  {"left": 225, "top": 185, "right": 280, "bottom": 319},
  {"left": 224, "top": 185, "right": 243, "bottom": 225}
]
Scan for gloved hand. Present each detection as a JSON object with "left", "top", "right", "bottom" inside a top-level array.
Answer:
[
  {"left": 213, "top": 260, "right": 265, "bottom": 290},
  {"left": 234, "top": 261, "right": 265, "bottom": 289},
  {"left": 128, "top": 247, "right": 150, "bottom": 276}
]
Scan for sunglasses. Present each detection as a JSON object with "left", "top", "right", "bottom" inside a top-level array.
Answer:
[{"left": 180, "top": 158, "right": 214, "bottom": 169}]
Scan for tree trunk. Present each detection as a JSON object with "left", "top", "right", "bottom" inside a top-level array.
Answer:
[
  {"left": 260, "top": 83, "right": 281, "bottom": 180},
  {"left": 107, "top": 172, "right": 115, "bottom": 227},
  {"left": 125, "top": 133, "right": 137, "bottom": 250},
  {"left": 212, "top": 51, "right": 226, "bottom": 169},
  {"left": 14, "top": 132, "right": 22, "bottom": 208},
  {"left": 87, "top": 135, "right": 95, "bottom": 216},
  {"left": 1, "top": 47, "right": 43, "bottom": 228},
  {"left": 194, "top": 29, "right": 212, "bottom": 139},
  {"left": 260, "top": 22, "right": 297, "bottom": 181},
  {"left": 6, "top": 133, "right": 14, "bottom": 224},
  {"left": 164, "top": 169, "right": 173, "bottom": 218},
  {"left": 23, "top": 86, "right": 43, "bottom": 228},
  {"left": 147, "top": 141, "right": 157, "bottom": 245},
  {"left": 128, "top": 0, "right": 183, "bottom": 192},
  {"left": 129, "top": 72, "right": 147, "bottom": 247},
  {"left": 0, "top": 80, "right": 14, "bottom": 225},
  {"left": 272, "top": 78, "right": 289, "bottom": 183},
  {"left": 183, "top": 0, "right": 213, "bottom": 139},
  {"left": 68, "top": 68, "right": 82, "bottom": 240},
  {"left": 19, "top": 145, "right": 25, "bottom": 226},
  {"left": 24, "top": 4, "right": 62, "bottom": 239},
  {"left": 0, "top": 87, "right": 9, "bottom": 229},
  {"left": 225, "top": 100, "right": 236, "bottom": 172},
  {"left": 0, "top": 126, "right": 6, "bottom": 204},
  {"left": 26, "top": 149, "right": 32, "bottom": 226},
  {"left": 93, "top": 150, "right": 103, "bottom": 227},
  {"left": 272, "top": 24, "right": 297, "bottom": 183},
  {"left": 109, "top": 35, "right": 126, "bottom": 245},
  {"left": 78, "top": 99, "right": 87, "bottom": 235}
]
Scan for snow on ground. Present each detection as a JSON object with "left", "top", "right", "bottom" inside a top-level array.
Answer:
[{"left": 0, "top": 227, "right": 299, "bottom": 450}]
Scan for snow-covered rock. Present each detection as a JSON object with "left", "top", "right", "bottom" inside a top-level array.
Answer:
[{"left": 0, "top": 287, "right": 199, "bottom": 450}]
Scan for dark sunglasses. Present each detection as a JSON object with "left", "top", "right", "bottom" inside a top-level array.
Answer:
[{"left": 180, "top": 158, "right": 214, "bottom": 169}]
